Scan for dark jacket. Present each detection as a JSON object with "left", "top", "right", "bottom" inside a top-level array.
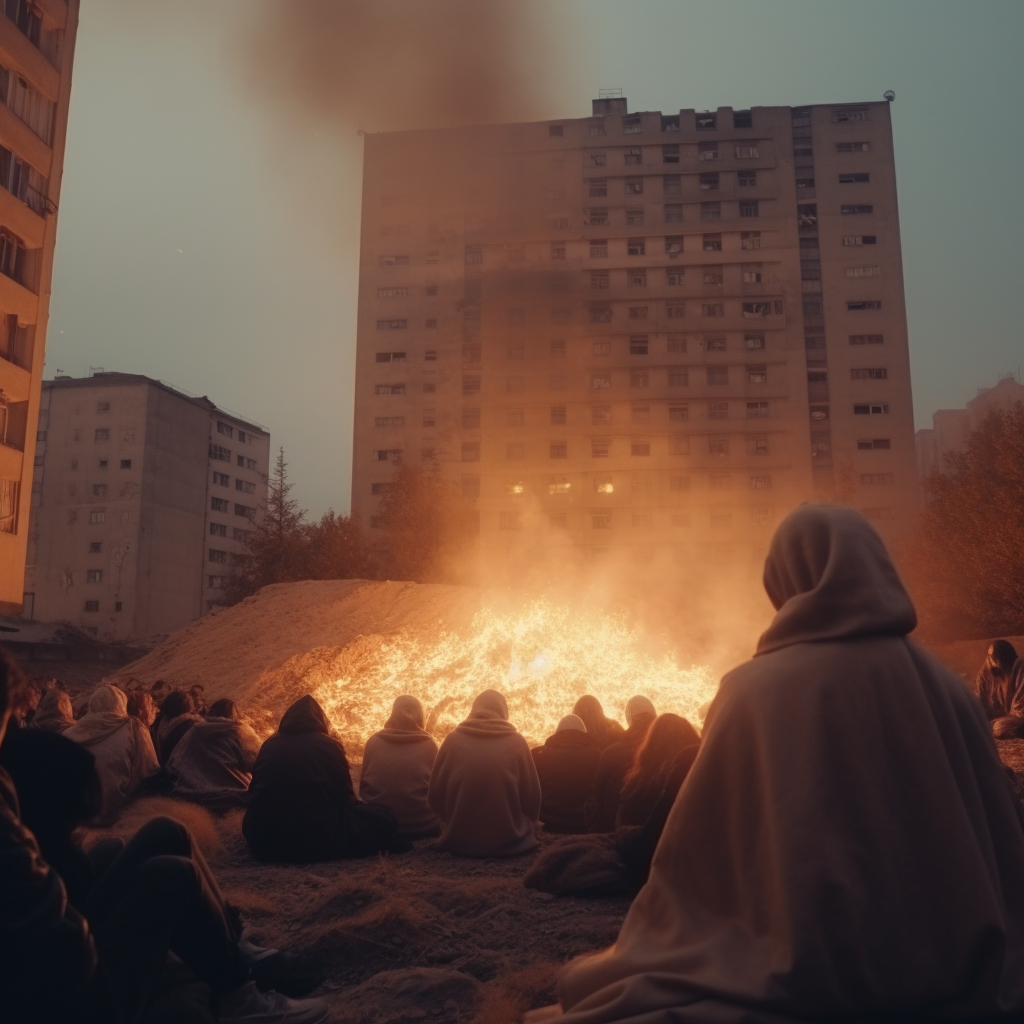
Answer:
[
  {"left": 616, "top": 742, "right": 700, "bottom": 828},
  {"left": 243, "top": 696, "right": 398, "bottom": 863},
  {"left": 586, "top": 714, "right": 655, "bottom": 833},
  {"left": 0, "top": 765, "right": 96, "bottom": 1022},
  {"left": 532, "top": 730, "right": 602, "bottom": 834}
]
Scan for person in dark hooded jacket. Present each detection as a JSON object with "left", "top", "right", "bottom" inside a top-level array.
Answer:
[
  {"left": 532, "top": 715, "right": 601, "bottom": 834},
  {"left": 571, "top": 696, "right": 625, "bottom": 750},
  {"left": 243, "top": 695, "right": 405, "bottom": 863},
  {"left": 586, "top": 695, "right": 656, "bottom": 833},
  {"left": 972, "top": 640, "right": 1019, "bottom": 721}
]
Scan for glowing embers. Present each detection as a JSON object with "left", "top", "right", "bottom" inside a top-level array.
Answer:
[{"left": 311, "top": 602, "right": 719, "bottom": 752}]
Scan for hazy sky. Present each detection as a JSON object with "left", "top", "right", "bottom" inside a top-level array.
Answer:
[{"left": 45, "top": 1, "right": 1024, "bottom": 516}]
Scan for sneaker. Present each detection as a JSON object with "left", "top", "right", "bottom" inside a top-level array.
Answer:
[{"left": 218, "top": 979, "right": 329, "bottom": 1024}]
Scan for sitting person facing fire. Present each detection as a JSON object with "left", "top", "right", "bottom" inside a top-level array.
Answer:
[
  {"left": 428, "top": 689, "right": 541, "bottom": 857},
  {"left": 527, "top": 504, "right": 1024, "bottom": 1024}
]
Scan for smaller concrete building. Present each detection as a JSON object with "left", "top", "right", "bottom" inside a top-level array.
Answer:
[
  {"left": 25, "top": 372, "right": 270, "bottom": 640},
  {"left": 915, "top": 374, "right": 1024, "bottom": 480}
]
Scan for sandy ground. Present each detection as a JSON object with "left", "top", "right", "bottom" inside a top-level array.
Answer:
[{"left": 99, "top": 798, "right": 630, "bottom": 1024}]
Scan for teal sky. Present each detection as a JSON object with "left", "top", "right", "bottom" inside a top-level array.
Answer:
[{"left": 46, "top": 1, "right": 1024, "bottom": 516}]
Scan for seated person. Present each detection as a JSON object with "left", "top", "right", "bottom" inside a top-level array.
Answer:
[
  {"left": 126, "top": 689, "right": 157, "bottom": 729},
  {"left": 244, "top": 695, "right": 405, "bottom": 863},
  {"left": 428, "top": 689, "right": 541, "bottom": 857},
  {"left": 0, "top": 647, "right": 328, "bottom": 1024},
  {"left": 531, "top": 505, "right": 1024, "bottom": 1024},
  {"left": 616, "top": 713, "right": 700, "bottom": 828},
  {"left": 31, "top": 686, "right": 76, "bottom": 734},
  {"left": 359, "top": 695, "right": 441, "bottom": 839},
  {"left": 571, "top": 695, "right": 625, "bottom": 750},
  {"left": 151, "top": 689, "right": 202, "bottom": 764},
  {"left": 973, "top": 640, "right": 1024, "bottom": 737},
  {"left": 166, "top": 698, "right": 261, "bottom": 810},
  {"left": 64, "top": 684, "right": 159, "bottom": 824},
  {"left": 532, "top": 714, "right": 601, "bottom": 834},
  {"left": 586, "top": 695, "right": 656, "bottom": 832}
]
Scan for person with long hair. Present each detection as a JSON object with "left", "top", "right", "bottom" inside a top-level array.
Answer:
[
  {"left": 973, "top": 639, "right": 1019, "bottom": 720},
  {"left": 571, "top": 696, "right": 625, "bottom": 750},
  {"left": 616, "top": 713, "right": 700, "bottom": 828}
]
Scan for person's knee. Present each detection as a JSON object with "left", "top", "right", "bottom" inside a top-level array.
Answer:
[
  {"left": 134, "top": 815, "right": 193, "bottom": 857},
  {"left": 136, "top": 854, "right": 202, "bottom": 904}
]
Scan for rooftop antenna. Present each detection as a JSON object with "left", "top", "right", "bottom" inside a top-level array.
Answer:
[
  {"left": 884, "top": 90, "right": 895, "bottom": 102},
  {"left": 88, "top": 365, "right": 104, "bottom": 376},
  {"left": 598, "top": 87, "right": 623, "bottom": 99}
]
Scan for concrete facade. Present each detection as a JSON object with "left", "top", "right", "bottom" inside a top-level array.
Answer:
[
  {"left": 26, "top": 373, "right": 270, "bottom": 640},
  {"left": 916, "top": 375, "right": 1024, "bottom": 480},
  {"left": 352, "top": 97, "right": 918, "bottom": 569},
  {"left": 0, "top": 0, "right": 80, "bottom": 614}
]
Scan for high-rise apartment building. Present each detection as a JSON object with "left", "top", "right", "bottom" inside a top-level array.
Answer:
[
  {"left": 26, "top": 373, "right": 270, "bottom": 639},
  {"left": 352, "top": 96, "right": 917, "bottom": 570},
  {"left": 0, "top": 0, "right": 80, "bottom": 613}
]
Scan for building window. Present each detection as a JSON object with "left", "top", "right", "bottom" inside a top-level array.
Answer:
[
  {"left": 210, "top": 522, "right": 228, "bottom": 537},
  {"left": 374, "top": 383, "right": 406, "bottom": 395},
  {"left": 841, "top": 205, "right": 874, "bottom": 215},
  {"left": 622, "top": 116, "right": 642, "bottom": 135},
  {"left": 632, "top": 404, "right": 650, "bottom": 423},
  {"left": 666, "top": 268, "right": 685, "bottom": 287},
  {"left": 550, "top": 339, "right": 566, "bottom": 357},
  {"left": 628, "top": 208, "right": 645, "bottom": 226},
  {"left": 742, "top": 265, "right": 762, "bottom": 284},
  {"left": 373, "top": 416, "right": 405, "bottom": 428},
  {"left": 462, "top": 375, "right": 481, "bottom": 396},
  {"left": 591, "top": 439, "right": 610, "bottom": 458},
  {"left": 209, "top": 549, "right": 227, "bottom": 564},
  {"left": 668, "top": 369, "right": 689, "bottom": 386},
  {"left": 742, "top": 301, "right": 772, "bottom": 318},
  {"left": 94, "top": 428, "right": 109, "bottom": 442},
  {"left": 747, "top": 402, "right": 769, "bottom": 419},
  {"left": 86, "top": 569, "right": 103, "bottom": 583},
  {"left": 663, "top": 203, "right": 683, "bottom": 224},
  {"left": 506, "top": 443, "right": 524, "bottom": 460},
  {"left": 703, "top": 267, "right": 723, "bottom": 285},
  {"left": 737, "top": 170, "right": 757, "bottom": 188},
  {"left": 837, "top": 141, "right": 871, "bottom": 153},
  {"left": 375, "top": 351, "right": 407, "bottom": 363},
  {"left": 235, "top": 503, "right": 255, "bottom": 518},
  {"left": 846, "top": 265, "right": 881, "bottom": 278},
  {"left": 739, "top": 200, "right": 759, "bottom": 218},
  {"left": 628, "top": 305, "right": 649, "bottom": 321},
  {"left": 741, "top": 231, "right": 761, "bottom": 251},
  {"left": 550, "top": 441, "right": 568, "bottom": 459},
  {"left": 550, "top": 243, "right": 566, "bottom": 260},
  {"left": 627, "top": 238, "right": 646, "bottom": 256},
  {"left": 631, "top": 441, "right": 651, "bottom": 456},
  {"left": 849, "top": 334, "right": 884, "bottom": 345},
  {"left": 630, "top": 370, "right": 649, "bottom": 387},
  {"left": 591, "top": 270, "right": 610, "bottom": 290},
  {"left": 851, "top": 368, "right": 888, "bottom": 380},
  {"left": 589, "top": 152, "right": 607, "bottom": 167},
  {"left": 669, "top": 403, "right": 689, "bottom": 421},
  {"left": 550, "top": 406, "right": 567, "bottom": 425},
  {"left": 745, "top": 334, "right": 765, "bottom": 350},
  {"left": 591, "top": 406, "right": 611, "bottom": 425},
  {"left": 549, "top": 374, "right": 566, "bottom": 390},
  {"left": 708, "top": 401, "right": 729, "bottom": 420},
  {"left": 84, "top": 600, "right": 99, "bottom": 613},
  {"left": 839, "top": 173, "right": 871, "bottom": 184},
  {"left": 702, "top": 303, "right": 725, "bottom": 318},
  {"left": 624, "top": 177, "right": 644, "bottom": 196},
  {"left": 632, "top": 512, "right": 652, "bottom": 529},
  {"left": 591, "top": 373, "right": 611, "bottom": 389},
  {"left": 748, "top": 434, "right": 770, "bottom": 455},
  {"left": 629, "top": 335, "right": 649, "bottom": 355},
  {"left": 847, "top": 300, "right": 882, "bottom": 311},
  {"left": 750, "top": 474, "right": 772, "bottom": 489},
  {"left": 861, "top": 472, "right": 895, "bottom": 485},
  {"left": 376, "top": 318, "right": 408, "bottom": 330},
  {"left": 842, "top": 235, "right": 877, "bottom": 246},
  {"left": 665, "top": 237, "right": 684, "bottom": 259},
  {"left": 699, "top": 172, "right": 719, "bottom": 192},
  {"left": 211, "top": 496, "right": 230, "bottom": 513},
  {"left": 120, "top": 459, "right": 132, "bottom": 469},
  {"left": 832, "top": 107, "right": 869, "bottom": 123},
  {"left": 92, "top": 484, "right": 107, "bottom": 497},
  {"left": 709, "top": 478, "right": 731, "bottom": 494},
  {"left": 461, "top": 442, "right": 480, "bottom": 462},
  {"left": 809, "top": 405, "right": 830, "bottom": 422},
  {"left": 506, "top": 409, "right": 524, "bottom": 427},
  {"left": 235, "top": 479, "right": 257, "bottom": 494},
  {"left": 703, "top": 234, "right": 722, "bottom": 251},
  {"left": 705, "top": 336, "right": 726, "bottom": 352},
  {"left": 701, "top": 202, "right": 721, "bottom": 221},
  {"left": 589, "top": 239, "right": 608, "bottom": 258},
  {"left": 853, "top": 403, "right": 889, "bottom": 415},
  {"left": 589, "top": 176, "right": 609, "bottom": 196},
  {"left": 696, "top": 112, "right": 717, "bottom": 131},
  {"left": 628, "top": 269, "right": 647, "bottom": 288},
  {"left": 592, "top": 512, "right": 613, "bottom": 529},
  {"left": 662, "top": 174, "right": 682, "bottom": 197},
  {"left": 590, "top": 305, "right": 613, "bottom": 324},
  {"left": 592, "top": 340, "right": 610, "bottom": 356},
  {"left": 735, "top": 145, "right": 758, "bottom": 159},
  {"left": 88, "top": 510, "right": 106, "bottom": 524},
  {"left": 746, "top": 365, "right": 768, "bottom": 384},
  {"left": 593, "top": 476, "right": 614, "bottom": 494},
  {"left": 857, "top": 438, "right": 892, "bottom": 450}
]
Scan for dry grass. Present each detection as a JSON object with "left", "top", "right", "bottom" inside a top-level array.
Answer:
[{"left": 470, "top": 961, "right": 563, "bottom": 1024}]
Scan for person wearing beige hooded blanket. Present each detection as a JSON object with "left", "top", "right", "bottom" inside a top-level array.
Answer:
[
  {"left": 428, "top": 689, "right": 542, "bottom": 857},
  {"left": 360, "top": 695, "right": 441, "bottom": 839},
  {"left": 64, "top": 684, "right": 158, "bottom": 823},
  {"left": 530, "top": 504, "right": 1024, "bottom": 1024}
]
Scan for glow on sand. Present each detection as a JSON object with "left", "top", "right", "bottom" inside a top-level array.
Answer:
[{"left": 312, "top": 601, "right": 720, "bottom": 752}]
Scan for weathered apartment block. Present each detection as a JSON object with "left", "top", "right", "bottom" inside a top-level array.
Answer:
[
  {"left": 352, "top": 95, "right": 917, "bottom": 569},
  {"left": 26, "top": 373, "right": 270, "bottom": 640},
  {"left": 0, "top": 0, "right": 80, "bottom": 613}
]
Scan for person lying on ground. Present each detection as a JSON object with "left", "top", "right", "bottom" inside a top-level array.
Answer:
[
  {"left": 359, "top": 694, "right": 441, "bottom": 840},
  {"left": 532, "top": 714, "right": 602, "bottom": 835},
  {"left": 151, "top": 689, "right": 203, "bottom": 765},
  {"left": 165, "top": 698, "right": 260, "bottom": 811},
  {"left": 528, "top": 504, "right": 1024, "bottom": 1024},
  {"left": 32, "top": 685, "right": 76, "bottom": 733},
  {"left": 571, "top": 696, "right": 625, "bottom": 750},
  {"left": 0, "top": 646, "right": 328, "bottom": 1024},
  {"left": 428, "top": 688, "right": 542, "bottom": 857},
  {"left": 244, "top": 694, "right": 407, "bottom": 863},
  {"left": 615, "top": 713, "right": 700, "bottom": 828},
  {"left": 586, "top": 696, "right": 656, "bottom": 833},
  {"left": 64, "top": 684, "right": 159, "bottom": 825}
]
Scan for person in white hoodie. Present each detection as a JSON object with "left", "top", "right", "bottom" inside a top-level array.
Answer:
[
  {"left": 359, "top": 695, "right": 441, "bottom": 839},
  {"left": 428, "top": 689, "right": 541, "bottom": 857}
]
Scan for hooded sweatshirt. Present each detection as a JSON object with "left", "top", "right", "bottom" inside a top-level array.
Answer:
[
  {"left": 31, "top": 690, "right": 75, "bottom": 734},
  {"left": 359, "top": 696, "right": 440, "bottom": 839},
  {"left": 533, "top": 715, "right": 602, "bottom": 834},
  {"left": 545, "top": 504, "right": 1024, "bottom": 1024},
  {"left": 586, "top": 699, "right": 656, "bottom": 834},
  {"left": 64, "top": 686, "right": 158, "bottom": 823},
  {"left": 428, "top": 689, "right": 541, "bottom": 857},
  {"left": 166, "top": 714, "right": 261, "bottom": 810}
]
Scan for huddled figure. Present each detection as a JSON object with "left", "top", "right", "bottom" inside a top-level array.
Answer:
[
  {"left": 973, "top": 639, "right": 1024, "bottom": 737},
  {"left": 151, "top": 688, "right": 203, "bottom": 764},
  {"left": 532, "top": 714, "right": 601, "bottom": 834},
  {"left": 31, "top": 684, "right": 76, "bottom": 733},
  {"left": 588, "top": 695, "right": 657, "bottom": 832}
]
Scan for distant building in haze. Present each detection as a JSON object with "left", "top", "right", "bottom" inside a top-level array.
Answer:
[
  {"left": 25, "top": 373, "right": 270, "bottom": 640},
  {"left": 352, "top": 95, "right": 918, "bottom": 571},
  {"left": 0, "top": 0, "right": 81, "bottom": 614},
  {"left": 915, "top": 374, "right": 1024, "bottom": 481}
]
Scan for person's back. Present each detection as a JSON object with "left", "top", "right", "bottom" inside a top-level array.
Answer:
[
  {"left": 571, "top": 696, "right": 625, "bottom": 750},
  {"left": 152, "top": 689, "right": 202, "bottom": 765},
  {"left": 167, "top": 699, "right": 260, "bottom": 810},
  {"left": 64, "top": 685, "right": 157, "bottom": 823},
  {"left": 541, "top": 505, "right": 1024, "bottom": 1024},
  {"left": 359, "top": 695, "right": 440, "bottom": 839},
  {"left": 587, "top": 696, "right": 656, "bottom": 832},
  {"left": 429, "top": 689, "right": 541, "bottom": 857},
  {"left": 532, "top": 715, "right": 601, "bottom": 834},
  {"left": 31, "top": 688, "right": 75, "bottom": 734}
]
